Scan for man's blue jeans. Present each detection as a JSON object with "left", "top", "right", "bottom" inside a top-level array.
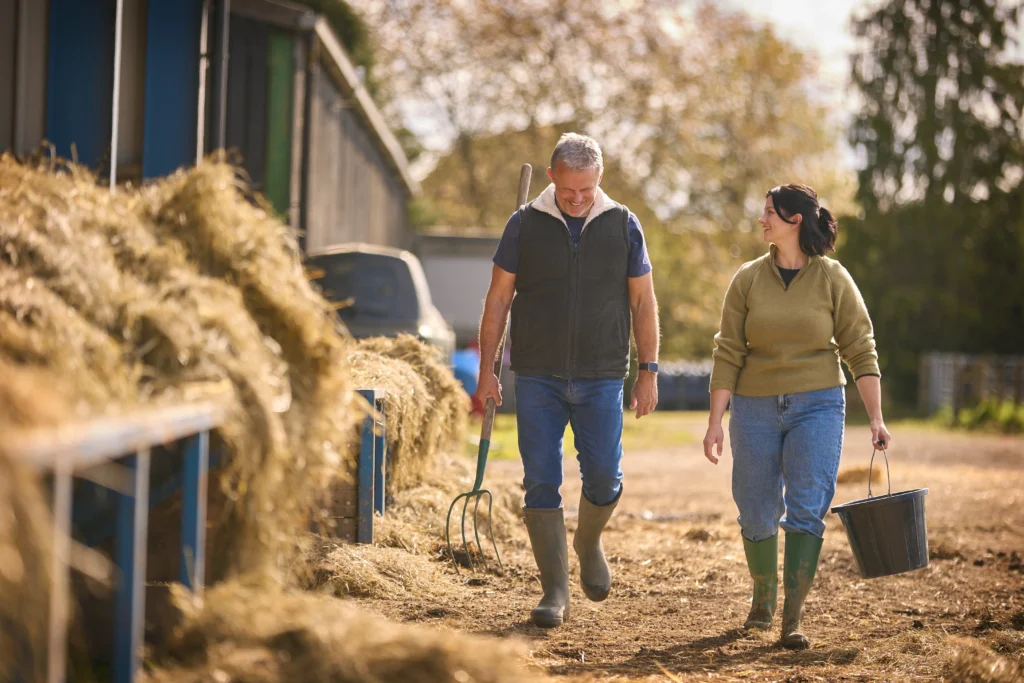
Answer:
[
  {"left": 729, "top": 386, "right": 846, "bottom": 541},
  {"left": 515, "top": 374, "right": 624, "bottom": 509}
]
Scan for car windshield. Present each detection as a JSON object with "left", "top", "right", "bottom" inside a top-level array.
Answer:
[{"left": 307, "top": 252, "right": 420, "bottom": 323}]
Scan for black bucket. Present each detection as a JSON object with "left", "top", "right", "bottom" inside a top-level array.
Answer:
[{"left": 830, "top": 449, "right": 929, "bottom": 579}]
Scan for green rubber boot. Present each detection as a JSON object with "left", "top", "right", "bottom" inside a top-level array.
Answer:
[
  {"left": 780, "top": 532, "right": 824, "bottom": 650},
  {"left": 742, "top": 534, "right": 779, "bottom": 630}
]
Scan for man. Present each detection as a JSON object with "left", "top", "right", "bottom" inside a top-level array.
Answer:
[{"left": 476, "top": 133, "right": 660, "bottom": 627}]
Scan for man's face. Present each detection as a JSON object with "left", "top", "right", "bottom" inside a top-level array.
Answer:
[{"left": 547, "top": 162, "right": 602, "bottom": 218}]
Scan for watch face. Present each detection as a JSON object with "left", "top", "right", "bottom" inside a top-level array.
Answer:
[{"left": 643, "top": 362, "right": 658, "bottom": 373}]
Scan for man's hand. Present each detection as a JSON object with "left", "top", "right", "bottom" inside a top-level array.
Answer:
[
  {"left": 629, "top": 371, "right": 658, "bottom": 419},
  {"left": 475, "top": 372, "right": 502, "bottom": 408}
]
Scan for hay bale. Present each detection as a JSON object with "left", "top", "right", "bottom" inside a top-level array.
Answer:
[
  {"left": 0, "top": 156, "right": 360, "bottom": 582},
  {"left": 836, "top": 464, "right": 884, "bottom": 485},
  {"left": 347, "top": 347, "right": 432, "bottom": 491},
  {"left": 144, "top": 581, "right": 541, "bottom": 683},
  {"left": 946, "top": 637, "right": 1024, "bottom": 682},
  {"left": 357, "top": 335, "right": 469, "bottom": 479}
]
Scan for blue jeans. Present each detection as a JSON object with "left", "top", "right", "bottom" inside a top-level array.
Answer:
[
  {"left": 729, "top": 386, "right": 846, "bottom": 541},
  {"left": 515, "top": 374, "right": 625, "bottom": 509}
]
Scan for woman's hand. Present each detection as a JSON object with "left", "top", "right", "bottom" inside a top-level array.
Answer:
[
  {"left": 871, "top": 420, "right": 891, "bottom": 451},
  {"left": 703, "top": 422, "right": 724, "bottom": 465}
]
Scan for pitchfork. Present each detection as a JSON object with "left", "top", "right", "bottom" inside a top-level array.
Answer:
[{"left": 445, "top": 162, "right": 532, "bottom": 574}]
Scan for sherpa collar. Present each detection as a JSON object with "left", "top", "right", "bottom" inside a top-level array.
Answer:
[{"left": 531, "top": 183, "right": 620, "bottom": 230}]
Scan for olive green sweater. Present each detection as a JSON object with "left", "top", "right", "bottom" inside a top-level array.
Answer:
[{"left": 710, "top": 245, "right": 880, "bottom": 396}]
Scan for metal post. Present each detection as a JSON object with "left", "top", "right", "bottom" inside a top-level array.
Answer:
[
  {"left": 113, "top": 449, "right": 150, "bottom": 683},
  {"left": 181, "top": 431, "right": 210, "bottom": 593},
  {"left": 47, "top": 455, "right": 73, "bottom": 683},
  {"left": 356, "top": 390, "right": 375, "bottom": 544},
  {"left": 373, "top": 396, "right": 386, "bottom": 516},
  {"left": 196, "top": 0, "right": 213, "bottom": 163},
  {"left": 109, "top": 0, "right": 125, "bottom": 189},
  {"left": 211, "top": 0, "right": 231, "bottom": 149}
]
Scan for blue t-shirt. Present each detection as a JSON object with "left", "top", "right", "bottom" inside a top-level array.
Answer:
[{"left": 492, "top": 209, "right": 653, "bottom": 277}]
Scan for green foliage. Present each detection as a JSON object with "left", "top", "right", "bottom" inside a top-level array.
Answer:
[
  {"left": 386, "top": 3, "right": 854, "bottom": 358},
  {"left": 289, "top": 0, "right": 378, "bottom": 92},
  {"left": 841, "top": 0, "right": 1024, "bottom": 406},
  {"left": 946, "top": 398, "right": 1024, "bottom": 434}
]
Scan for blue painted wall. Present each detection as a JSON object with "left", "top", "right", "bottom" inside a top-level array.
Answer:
[
  {"left": 142, "top": 0, "right": 204, "bottom": 178},
  {"left": 46, "top": 0, "right": 116, "bottom": 168}
]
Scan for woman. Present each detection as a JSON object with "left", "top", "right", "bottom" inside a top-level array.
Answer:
[{"left": 703, "top": 184, "right": 891, "bottom": 650}]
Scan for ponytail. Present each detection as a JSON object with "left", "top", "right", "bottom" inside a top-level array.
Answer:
[
  {"left": 806, "top": 206, "right": 837, "bottom": 256},
  {"left": 766, "top": 184, "right": 838, "bottom": 256}
]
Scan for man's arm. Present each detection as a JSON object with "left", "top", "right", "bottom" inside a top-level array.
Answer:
[
  {"left": 628, "top": 272, "right": 659, "bottom": 418},
  {"left": 476, "top": 265, "right": 517, "bottom": 406}
]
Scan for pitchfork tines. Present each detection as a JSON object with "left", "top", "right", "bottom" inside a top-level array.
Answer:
[{"left": 445, "top": 430, "right": 503, "bottom": 574}]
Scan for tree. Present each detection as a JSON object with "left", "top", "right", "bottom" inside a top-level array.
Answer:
[
  {"left": 290, "top": 0, "right": 378, "bottom": 91},
  {"left": 842, "top": 0, "right": 1024, "bottom": 405},
  {"left": 358, "top": 0, "right": 854, "bottom": 357}
]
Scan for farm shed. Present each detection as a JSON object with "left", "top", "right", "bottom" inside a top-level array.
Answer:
[{"left": 0, "top": 0, "right": 417, "bottom": 251}]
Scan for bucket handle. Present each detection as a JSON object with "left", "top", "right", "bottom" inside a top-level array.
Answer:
[{"left": 867, "top": 446, "right": 891, "bottom": 498}]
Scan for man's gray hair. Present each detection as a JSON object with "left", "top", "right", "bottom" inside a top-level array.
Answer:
[{"left": 550, "top": 133, "right": 603, "bottom": 173}]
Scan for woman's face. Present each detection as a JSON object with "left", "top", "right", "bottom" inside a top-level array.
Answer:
[{"left": 759, "top": 196, "right": 799, "bottom": 244}]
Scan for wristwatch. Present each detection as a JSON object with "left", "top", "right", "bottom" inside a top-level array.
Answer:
[{"left": 638, "top": 362, "right": 659, "bottom": 374}]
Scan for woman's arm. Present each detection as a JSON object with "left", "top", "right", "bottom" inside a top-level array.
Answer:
[
  {"left": 854, "top": 375, "right": 892, "bottom": 450},
  {"left": 831, "top": 264, "right": 890, "bottom": 450},
  {"left": 703, "top": 388, "right": 733, "bottom": 464}
]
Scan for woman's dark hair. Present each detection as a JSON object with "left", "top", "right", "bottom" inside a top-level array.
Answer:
[{"left": 766, "top": 184, "right": 837, "bottom": 256}]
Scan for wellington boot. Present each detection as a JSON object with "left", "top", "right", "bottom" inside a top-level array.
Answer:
[
  {"left": 524, "top": 507, "right": 571, "bottom": 627},
  {"left": 573, "top": 491, "right": 620, "bottom": 602},
  {"left": 780, "top": 532, "right": 824, "bottom": 650}
]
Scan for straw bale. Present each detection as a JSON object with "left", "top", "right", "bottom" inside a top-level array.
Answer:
[
  {"left": 836, "top": 464, "right": 883, "bottom": 485},
  {"left": 347, "top": 347, "right": 432, "bottom": 491},
  {"left": 357, "top": 335, "right": 469, "bottom": 476},
  {"left": 0, "top": 156, "right": 359, "bottom": 581},
  {"left": 144, "top": 581, "right": 541, "bottom": 683}
]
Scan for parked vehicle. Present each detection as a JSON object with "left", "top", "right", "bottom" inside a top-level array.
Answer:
[{"left": 306, "top": 244, "right": 456, "bottom": 362}]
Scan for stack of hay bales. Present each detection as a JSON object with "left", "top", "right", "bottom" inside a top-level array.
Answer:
[
  {"left": 0, "top": 155, "right": 360, "bottom": 580},
  {"left": 0, "top": 156, "right": 527, "bottom": 681}
]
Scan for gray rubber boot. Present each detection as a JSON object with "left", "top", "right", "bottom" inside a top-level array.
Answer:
[
  {"left": 572, "top": 490, "right": 620, "bottom": 602},
  {"left": 523, "top": 507, "right": 570, "bottom": 627}
]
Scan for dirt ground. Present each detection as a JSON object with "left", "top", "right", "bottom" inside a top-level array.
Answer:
[{"left": 349, "top": 415, "right": 1024, "bottom": 682}]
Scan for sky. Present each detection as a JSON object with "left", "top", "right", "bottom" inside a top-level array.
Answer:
[{"left": 723, "top": 0, "right": 866, "bottom": 168}]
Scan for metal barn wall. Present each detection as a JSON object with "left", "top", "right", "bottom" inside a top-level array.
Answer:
[
  {"left": 13, "top": 0, "right": 49, "bottom": 155},
  {"left": 46, "top": 0, "right": 116, "bottom": 167},
  {"left": 226, "top": 14, "right": 270, "bottom": 191},
  {"left": 142, "top": 0, "right": 204, "bottom": 179},
  {"left": 0, "top": 0, "right": 15, "bottom": 151},
  {"left": 305, "top": 57, "right": 408, "bottom": 253}
]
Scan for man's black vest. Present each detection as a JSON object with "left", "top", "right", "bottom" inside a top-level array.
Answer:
[{"left": 510, "top": 201, "right": 632, "bottom": 379}]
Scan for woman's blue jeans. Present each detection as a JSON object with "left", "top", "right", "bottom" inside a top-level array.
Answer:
[
  {"left": 729, "top": 386, "right": 846, "bottom": 541},
  {"left": 515, "top": 374, "right": 624, "bottom": 509}
]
